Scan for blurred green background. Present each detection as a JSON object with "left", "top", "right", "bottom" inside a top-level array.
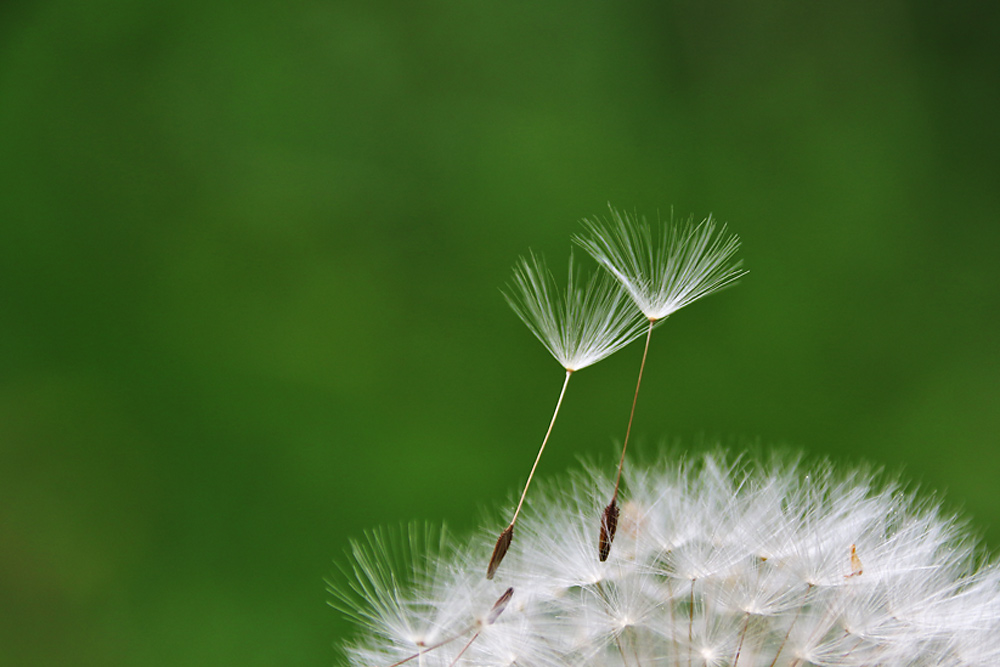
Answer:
[{"left": 1, "top": 1, "right": 998, "bottom": 665}]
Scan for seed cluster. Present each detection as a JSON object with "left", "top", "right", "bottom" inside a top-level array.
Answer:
[{"left": 336, "top": 456, "right": 1000, "bottom": 666}]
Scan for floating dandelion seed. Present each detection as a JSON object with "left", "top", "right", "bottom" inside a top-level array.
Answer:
[
  {"left": 487, "top": 251, "right": 647, "bottom": 579},
  {"left": 503, "top": 250, "right": 648, "bottom": 372},
  {"left": 574, "top": 206, "right": 747, "bottom": 560},
  {"left": 575, "top": 206, "right": 747, "bottom": 322},
  {"left": 333, "top": 454, "right": 1000, "bottom": 666}
]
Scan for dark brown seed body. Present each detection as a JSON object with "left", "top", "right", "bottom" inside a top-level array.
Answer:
[
  {"left": 598, "top": 499, "right": 619, "bottom": 561},
  {"left": 486, "top": 587, "right": 514, "bottom": 624},
  {"left": 486, "top": 525, "right": 514, "bottom": 579}
]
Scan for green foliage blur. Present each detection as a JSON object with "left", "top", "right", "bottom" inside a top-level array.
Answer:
[{"left": 1, "top": 1, "right": 998, "bottom": 665}]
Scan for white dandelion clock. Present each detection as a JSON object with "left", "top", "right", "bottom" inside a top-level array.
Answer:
[
  {"left": 332, "top": 204, "right": 1000, "bottom": 666},
  {"left": 487, "top": 250, "right": 647, "bottom": 579},
  {"left": 573, "top": 206, "right": 747, "bottom": 562},
  {"left": 333, "top": 455, "right": 1000, "bottom": 667}
]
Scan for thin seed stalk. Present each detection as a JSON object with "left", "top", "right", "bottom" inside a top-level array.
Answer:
[
  {"left": 612, "top": 319, "right": 655, "bottom": 499},
  {"left": 487, "top": 369, "right": 573, "bottom": 579},
  {"left": 600, "top": 318, "right": 655, "bottom": 561}
]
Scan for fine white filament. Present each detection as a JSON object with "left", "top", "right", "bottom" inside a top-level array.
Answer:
[
  {"left": 503, "top": 250, "right": 647, "bottom": 372},
  {"left": 575, "top": 206, "right": 747, "bottom": 322}
]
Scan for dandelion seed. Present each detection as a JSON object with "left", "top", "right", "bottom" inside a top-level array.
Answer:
[
  {"left": 575, "top": 206, "right": 747, "bottom": 323},
  {"left": 486, "top": 525, "right": 513, "bottom": 580},
  {"left": 486, "top": 251, "right": 647, "bottom": 578},
  {"left": 598, "top": 497, "right": 619, "bottom": 562},
  {"left": 446, "top": 587, "right": 515, "bottom": 667},
  {"left": 575, "top": 206, "right": 747, "bottom": 560},
  {"left": 333, "top": 454, "right": 1000, "bottom": 667},
  {"left": 486, "top": 587, "right": 514, "bottom": 624},
  {"left": 503, "top": 250, "right": 648, "bottom": 373}
]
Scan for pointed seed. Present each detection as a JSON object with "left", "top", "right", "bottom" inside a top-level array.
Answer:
[
  {"left": 598, "top": 498, "right": 620, "bottom": 562},
  {"left": 486, "top": 525, "right": 513, "bottom": 579},
  {"left": 486, "top": 587, "right": 514, "bottom": 625}
]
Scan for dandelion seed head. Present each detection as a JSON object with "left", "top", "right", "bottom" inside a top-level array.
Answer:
[
  {"left": 333, "top": 453, "right": 1000, "bottom": 666},
  {"left": 575, "top": 205, "right": 747, "bottom": 321},
  {"left": 332, "top": 208, "right": 998, "bottom": 666}
]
